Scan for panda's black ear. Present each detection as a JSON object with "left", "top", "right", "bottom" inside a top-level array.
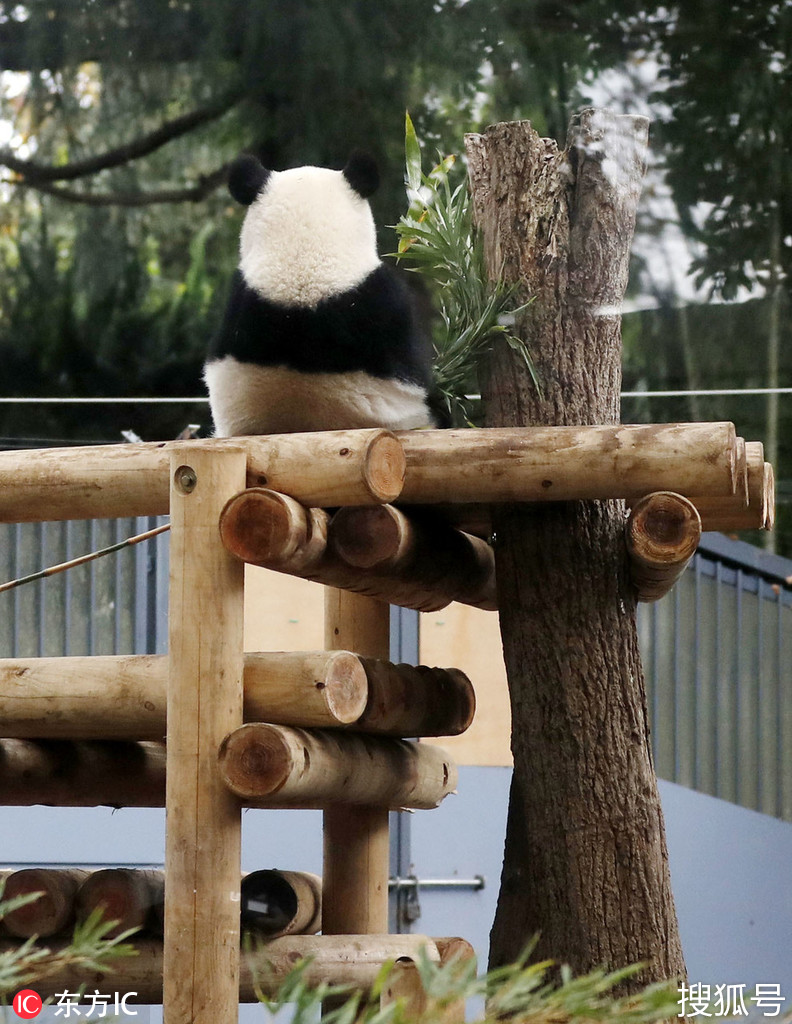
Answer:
[
  {"left": 343, "top": 150, "right": 379, "bottom": 198},
  {"left": 228, "top": 155, "right": 271, "bottom": 205}
]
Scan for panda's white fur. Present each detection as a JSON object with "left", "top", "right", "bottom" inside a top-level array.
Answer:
[
  {"left": 239, "top": 166, "right": 380, "bottom": 308},
  {"left": 205, "top": 357, "right": 432, "bottom": 436}
]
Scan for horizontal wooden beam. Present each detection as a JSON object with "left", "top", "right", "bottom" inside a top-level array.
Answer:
[
  {"left": 0, "top": 934, "right": 442, "bottom": 1004},
  {"left": 220, "top": 488, "right": 494, "bottom": 612},
  {"left": 1, "top": 727, "right": 458, "bottom": 809},
  {"left": 0, "top": 651, "right": 472, "bottom": 740},
  {"left": 329, "top": 504, "right": 496, "bottom": 610},
  {"left": 1, "top": 867, "right": 321, "bottom": 941},
  {"left": 219, "top": 724, "right": 457, "bottom": 809},
  {"left": 0, "top": 429, "right": 405, "bottom": 522},
  {"left": 692, "top": 442, "right": 774, "bottom": 532},
  {"left": 626, "top": 492, "right": 702, "bottom": 603},
  {"left": 358, "top": 659, "right": 475, "bottom": 737},
  {"left": 0, "top": 738, "right": 166, "bottom": 806},
  {"left": 397, "top": 423, "right": 739, "bottom": 503}
]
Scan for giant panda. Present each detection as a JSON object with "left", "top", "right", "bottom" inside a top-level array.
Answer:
[{"left": 204, "top": 150, "right": 442, "bottom": 436}]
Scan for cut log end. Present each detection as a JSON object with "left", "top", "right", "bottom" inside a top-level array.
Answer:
[
  {"left": 220, "top": 488, "right": 308, "bottom": 566},
  {"left": 627, "top": 492, "right": 702, "bottom": 603},
  {"left": 362, "top": 432, "right": 406, "bottom": 504},
  {"left": 628, "top": 491, "right": 701, "bottom": 566},
  {"left": 322, "top": 651, "right": 370, "bottom": 724},
  {"left": 218, "top": 724, "right": 293, "bottom": 799}
]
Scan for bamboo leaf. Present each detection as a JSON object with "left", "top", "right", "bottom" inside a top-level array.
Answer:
[{"left": 404, "top": 111, "right": 422, "bottom": 193}]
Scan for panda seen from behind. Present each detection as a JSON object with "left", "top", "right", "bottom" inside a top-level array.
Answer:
[{"left": 204, "top": 151, "right": 442, "bottom": 436}]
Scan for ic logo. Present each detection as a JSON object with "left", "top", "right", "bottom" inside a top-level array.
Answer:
[{"left": 12, "top": 989, "right": 43, "bottom": 1018}]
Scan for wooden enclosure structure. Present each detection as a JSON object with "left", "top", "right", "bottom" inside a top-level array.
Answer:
[{"left": 0, "top": 423, "right": 773, "bottom": 1022}]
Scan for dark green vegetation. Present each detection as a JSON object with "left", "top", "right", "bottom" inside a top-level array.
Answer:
[{"left": 0, "top": 1, "right": 789, "bottom": 551}]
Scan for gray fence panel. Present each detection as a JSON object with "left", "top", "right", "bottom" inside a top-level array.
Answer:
[{"left": 639, "top": 542, "right": 792, "bottom": 823}]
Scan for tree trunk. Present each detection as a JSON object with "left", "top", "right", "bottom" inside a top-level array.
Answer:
[{"left": 465, "top": 113, "right": 687, "bottom": 984}]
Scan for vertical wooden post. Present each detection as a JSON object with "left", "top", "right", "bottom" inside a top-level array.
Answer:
[
  {"left": 322, "top": 590, "right": 390, "bottom": 935},
  {"left": 164, "top": 446, "right": 246, "bottom": 1024}
]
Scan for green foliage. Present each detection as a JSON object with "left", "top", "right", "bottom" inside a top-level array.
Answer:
[
  {"left": 0, "top": 887, "right": 137, "bottom": 1002},
  {"left": 250, "top": 945, "right": 682, "bottom": 1024},
  {"left": 392, "top": 113, "right": 537, "bottom": 426}
]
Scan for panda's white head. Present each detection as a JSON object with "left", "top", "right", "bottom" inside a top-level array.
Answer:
[{"left": 228, "top": 151, "right": 382, "bottom": 309}]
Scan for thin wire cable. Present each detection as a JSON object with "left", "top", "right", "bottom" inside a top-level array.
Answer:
[
  {"left": 0, "top": 388, "right": 791, "bottom": 404},
  {"left": 0, "top": 523, "right": 170, "bottom": 594},
  {"left": 0, "top": 397, "right": 209, "bottom": 404}
]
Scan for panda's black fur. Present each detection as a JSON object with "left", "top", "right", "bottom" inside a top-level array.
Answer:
[{"left": 204, "top": 151, "right": 442, "bottom": 436}]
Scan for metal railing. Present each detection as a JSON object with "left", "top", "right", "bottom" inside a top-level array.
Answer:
[
  {"left": 0, "top": 517, "right": 169, "bottom": 658},
  {"left": 639, "top": 535, "right": 792, "bottom": 822}
]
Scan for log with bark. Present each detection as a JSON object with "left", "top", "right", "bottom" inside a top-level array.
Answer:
[{"left": 465, "top": 113, "right": 687, "bottom": 983}]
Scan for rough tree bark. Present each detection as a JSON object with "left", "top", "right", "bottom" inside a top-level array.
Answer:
[{"left": 465, "top": 113, "right": 687, "bottom": 984}]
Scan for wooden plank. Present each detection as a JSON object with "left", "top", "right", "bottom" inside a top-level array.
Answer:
[{"left": 163, "top": 445, "right": 246, "bottom": 1024}]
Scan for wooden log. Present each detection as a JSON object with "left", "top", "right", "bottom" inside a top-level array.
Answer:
[
  {"left": 411, "top": 440, "right": 772, "bottom": 538},
  {"left": 2, "top": 868, "right": 88, "bottom": 938},
  {"left": 219, "top": 723, "right": 456, "bottom": 809},
  {"left": 380, "top": 936, "right": 476, "bottom": 1022},
  {"left": 241, "top": 870, "right": 322, "bottom": 938},
  {"left": 0, "top": 650, "right": 367, "bottom": 739},
  {"left": 76, "top": 869, "right": 164, "bottom": 939},
  {"left": 329, "top": 504, "right": 497, "bottom": 610},
  {"left": 358, "top": 659, "right": 475, "bottom": 737},
  {"left": 626, "top": 492, "right": 702, "bottom": 603},
  {"left": 163, "top": 446, "right": 246, "bottom": 1024},
  {"left": 0, "top": 652, "right": 470, "bottom": 739},
  {"left": 0, "top": 429, "right": 405, "bottom": 523},
  {"left": 220, "top": 487, "right": 484, "bottom": 612},
  {"left": 693, "top": 442, "right": 775, "bottom": 532},
  {"left": 0, "top": 934, "right": 441, "bottom": 1004},
  {"left": 323, "top": 590, "right": 390, "bottom": 937},
  {"left": 396, "top": 423, "right": 738, "bottom": 504},
  {"left": 0, "top": 738, "right": 166, "bottom": 806}
]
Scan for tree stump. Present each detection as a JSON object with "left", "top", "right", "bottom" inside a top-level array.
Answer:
[{"left": 466, "top": 112, "right": 687, "bottom": 984}]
